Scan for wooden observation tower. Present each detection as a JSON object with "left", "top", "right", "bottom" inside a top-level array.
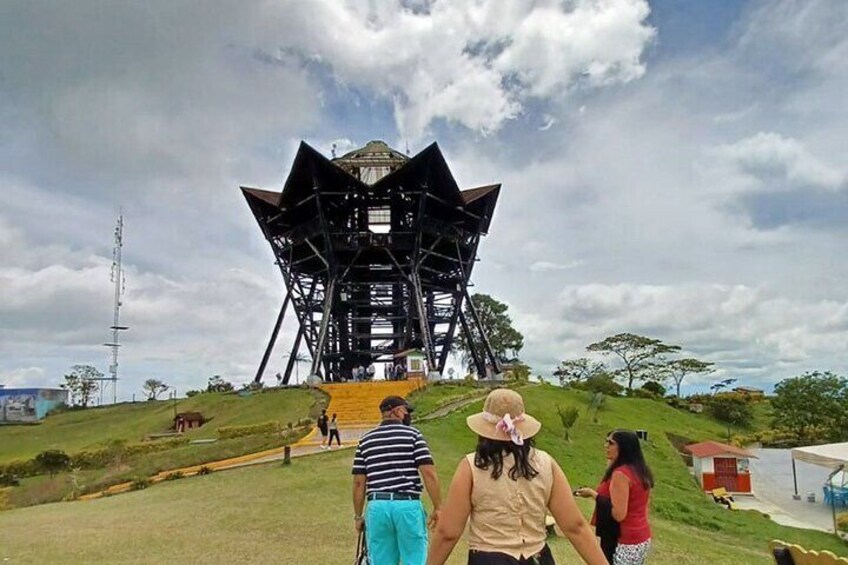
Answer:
[{"left": 242, "top": 140, "right": 501, "bottom": 383}]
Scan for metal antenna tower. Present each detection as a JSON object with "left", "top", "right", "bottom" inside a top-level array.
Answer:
[{"left": 103, "top": 213, "right": 128, "bottom": 404}]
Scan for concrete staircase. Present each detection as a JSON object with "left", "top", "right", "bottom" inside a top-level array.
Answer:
[
  {"left": 321, "top": 378, "right": 425, "bottom": 426},
  {"left": 295, "top": 378, "right": 425, "bottom": 448}
]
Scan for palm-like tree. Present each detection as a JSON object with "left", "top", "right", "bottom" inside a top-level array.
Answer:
[{"left": 282, "top": 353, "right": 311, "bottom": 384}]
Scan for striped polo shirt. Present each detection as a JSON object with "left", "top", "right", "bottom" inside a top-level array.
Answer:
[{"left": 351, "top": 421, "right": 434, "bottom": 494}]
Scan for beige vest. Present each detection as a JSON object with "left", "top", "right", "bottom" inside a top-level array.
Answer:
[{"left": 466, "top": 448, "right": 553, "bottom": 558}]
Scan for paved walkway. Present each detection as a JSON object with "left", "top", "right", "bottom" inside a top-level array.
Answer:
[{"left": 744, "top": 447, "right": 842, "bottom": 532}]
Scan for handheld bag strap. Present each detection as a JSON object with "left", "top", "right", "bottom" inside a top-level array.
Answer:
[{"left": 354, "top": 527, "right": 368, "bottom": 565}]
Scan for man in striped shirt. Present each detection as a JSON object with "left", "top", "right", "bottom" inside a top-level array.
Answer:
[{"left": 352, "top": 395, "right": 442, "bottom": 565}]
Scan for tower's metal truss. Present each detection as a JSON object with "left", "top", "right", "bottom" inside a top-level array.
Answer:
[{"left": 242, "top": 140, "right": 501, "bottom": 383}]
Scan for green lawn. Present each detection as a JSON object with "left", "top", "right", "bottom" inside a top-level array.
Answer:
[
  {"left": 0, "top": 387, "right": 322, "bottom": 463},
  {"left": 407, "top": 381, "right": 482, "bottom": 416},
  {"left": 0, "top": 383, "right": 845, "bottom": 563}
]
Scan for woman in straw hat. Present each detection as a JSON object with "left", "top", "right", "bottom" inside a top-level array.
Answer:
[{"left": 427, "top": 388, "right": 608, "bottom": 565}]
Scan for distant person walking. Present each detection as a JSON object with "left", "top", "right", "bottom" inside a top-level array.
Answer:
[
  {"left": 318, "top": 409, "right": 330, "bottom": 450},
  {"left": 576, "top": 430, "right": 654, "bottom": 564},
  {"left": 352, "top": 396, "right": 442, "bottom": 565},
  {"left": 427, "top": 389, "right": 607, "bottom": 565},
  {"left": 328, "top": 413, "right": 342, "bottom": 448}
]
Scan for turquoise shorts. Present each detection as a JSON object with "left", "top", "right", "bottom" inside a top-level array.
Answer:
[{"left": 365, "top": 499, "right": 427, "bottom": 565}]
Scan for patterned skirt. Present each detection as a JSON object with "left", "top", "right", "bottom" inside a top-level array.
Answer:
[{"left": 613, "top": 539, "right": 651, "bottom": 565}]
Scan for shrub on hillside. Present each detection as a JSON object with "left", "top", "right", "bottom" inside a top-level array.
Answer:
[
  {"left": 0, "top": 459, "right": 39, "bottom": 480},
  {"left": 130, "top": 477, "right": 150, "bottom": 491},
  {"left": 35, "top": 450, "right": 71, "bottom": 477},
  {"left": 197, "top": 466, "right": 213, "bottom": 475},
  {"left": 630, "top": 388, "right": 661, "bottom": 400},
  {"left": 641, "top": 381, "right": 667, "bottom": 397},
  {"left": 708, "top": 393, "right": 754, "bottom": 428},
  {"left": 555, "top": 405, "right": 580, "bottom": 441},
  {"left": 164, "top": 471, "right": 184, "bottom": 481},
  {"left": 0, "top": 472, "right": 21, "bottom": 487},
  {"left": 837, "top": 512, "right": 848, "bottom": 533},
  {"left": 574, "top": 374, "right": 623, "bottom": 396},
  {"left": 217, "top": 421, "right": 279, "bottom": 439}
]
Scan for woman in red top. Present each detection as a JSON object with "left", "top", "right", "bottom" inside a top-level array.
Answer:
[{"left": 577, "top": 430, "right": 653, "bottom": 564}]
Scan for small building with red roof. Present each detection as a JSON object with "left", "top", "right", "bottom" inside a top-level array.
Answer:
[{"left": 685, "top": 441, "right": 757, "bottom": 494}]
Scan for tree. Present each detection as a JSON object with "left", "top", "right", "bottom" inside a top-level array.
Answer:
[
  {"left": 142, "top": 379, "right": 169, "bottom": 401},
  {"left": 60, "top": 365, "right": 101, "bottom": 407},
  {"left": 708, "top": 394, "right": 754, "bottom": 430},
  {"left": 206, "top": 375, "right": 234, "bottom": 393},
  {"left": 553, "top": 358, "right": 606, "bottom": 387},
  {"left": 455, "top": 294, "right": 524, "bottom": 372},
  {"left": 504, "top": 362, "right": 531, "bottom": 382},
  {"left": 771, "top": 371, "right": 848, "bottom": 443},
  {"left": 586, "top": 333, "right": 681, "bottom": 392},
  {"left": 641, "top": 380, "right": 666, "bottom": 397},
  {"left": 556, "top": 406, "right": 580, "bottom": 441},
  {"left": 576, "top": 372, "right": 624, "bottom": 397},
  {"left": 665, "top": 358, "right": 714, "bottom": 397},
  {"left": 35, "top": 450, "right": 70, "bottom": 477},
  {"left": 710, "top": 378, "right": 737, "bottom": 395}
]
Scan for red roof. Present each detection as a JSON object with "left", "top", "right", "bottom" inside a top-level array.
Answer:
[{"left": 685, "top": 441, "right": 757, "bottom": 459}]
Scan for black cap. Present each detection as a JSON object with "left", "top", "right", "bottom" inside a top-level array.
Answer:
[{"left": 379, "top": 395, "right": 413, "bottom": 413}]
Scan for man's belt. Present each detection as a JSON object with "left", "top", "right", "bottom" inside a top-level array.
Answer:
[{"left": 367, "top": 492, "right": 420, "bottom": 501}]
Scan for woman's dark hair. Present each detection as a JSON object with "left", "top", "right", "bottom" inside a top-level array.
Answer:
[
  {"left": 474, "top": 436, "right": 538, "bottom": 481},
  {"left": 602, "top": 430, "right": 654, "bottom": 489}
]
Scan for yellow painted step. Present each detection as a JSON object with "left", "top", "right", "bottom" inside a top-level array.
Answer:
[{"left": 319, "top": 379, "right": 425, "bottom": 424}]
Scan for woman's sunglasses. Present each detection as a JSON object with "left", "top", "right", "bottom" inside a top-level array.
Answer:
[{"left": 605, "top": 439, "right": 616, "bottom": 446}]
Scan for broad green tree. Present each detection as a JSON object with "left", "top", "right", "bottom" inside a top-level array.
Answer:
[
  {"left": 143, "top": 379, "right": 169, "bottom": 401},
  {"left": 771, "top": 371, "right": 848, "bottom": 443},
  {"left": 665, "top": 358, "right": 714, "bottom": 397},
  {"left": 60, "top": 365, "right": 101, "bottom": 407},
  {"left": 553, "top": 358, "right": 606, "bottom": 387},
  {"left": 455, "top": 293, "right": 523, "bottom": 372},
  {"left": 586, "top": 333, "right": 680, "bottom": 392},
  {"left": 206, "top": 375, "right": 234, "bottom": 393}
]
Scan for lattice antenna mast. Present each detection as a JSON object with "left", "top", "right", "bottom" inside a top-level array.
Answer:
[{"left": 103, "top": 213, "right": 128, "bottom": 404}]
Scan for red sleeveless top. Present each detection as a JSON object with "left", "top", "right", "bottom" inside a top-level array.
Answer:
[{"left": 594, "top": 465, "right": 651, "bottom": 544}]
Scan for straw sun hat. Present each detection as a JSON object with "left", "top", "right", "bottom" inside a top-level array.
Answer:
[{"left": 466, "top": 388, "right": 541, "bottom": 445}]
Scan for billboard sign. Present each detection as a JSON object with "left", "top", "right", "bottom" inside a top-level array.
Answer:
[{"left": 0, "top": 388, "right": 68, "bottom": 423}]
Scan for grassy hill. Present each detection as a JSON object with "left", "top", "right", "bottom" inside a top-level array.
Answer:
[
  {"left": 0, "top": 382, "right": 845, "bottom": 563},
  {"left": 0, "top": 387, "right": 322, "bottom": 463}
]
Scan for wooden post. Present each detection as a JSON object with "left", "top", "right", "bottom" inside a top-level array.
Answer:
[{"left": 283, "top": 445, "right": 291, "bottom": 465}]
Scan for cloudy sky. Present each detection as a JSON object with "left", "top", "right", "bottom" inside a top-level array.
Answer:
[{"left": 2, "top": 0, "right": 846, "bottom": 399}]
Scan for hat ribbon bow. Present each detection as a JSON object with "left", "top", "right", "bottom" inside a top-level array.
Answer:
[{"left": 494, "top": 412, "right": 525, "bottom": 446}]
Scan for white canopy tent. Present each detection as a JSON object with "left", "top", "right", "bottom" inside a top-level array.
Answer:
[
  {"left": 790, "top": 441, "right": 848, "bottom": 533},
  {"left": 792, "top": 442, "right": 848, "bottom": 469}
]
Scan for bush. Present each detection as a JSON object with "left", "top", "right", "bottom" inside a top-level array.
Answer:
[
  {"left": 197, "top": 466, "right": 213, "bottom": 475},
  {"left": 630, "top": 388, "right": 660, "bottom": 399},
  {"left": 0, "top": 459, "right": 39, "bottom": 480},
  {"left": 837, "top": 512, "right": 848, "bottom": 533},
  {"left": 35, "top": 450, "right": 71, "bottom": 477},
  {"left": 708, "top": 393, "right": 754, "bottom": 428},
  {"left": 574, "top": 374, "right": 623, "bottom": 396},
  {"left": 130, "top": 477, "right": 150, "bottom": 491},
  {"left": 0, "top": 473, "right": 21, "bottom": 487},
  {"left": 164, "top": 471, "right": 184, "bottom": 481},
  {"left": 641, "top": 381, "right": 666, "bottom": 397},
  {"left": 556, "top": 406, "right": 580, "bottom": 441},
  {"left": 217, "top": 421, "right": 279, "bottom": 439},
  {"left": 185, "top": 390, "right": 201, "bottom": 398}
]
